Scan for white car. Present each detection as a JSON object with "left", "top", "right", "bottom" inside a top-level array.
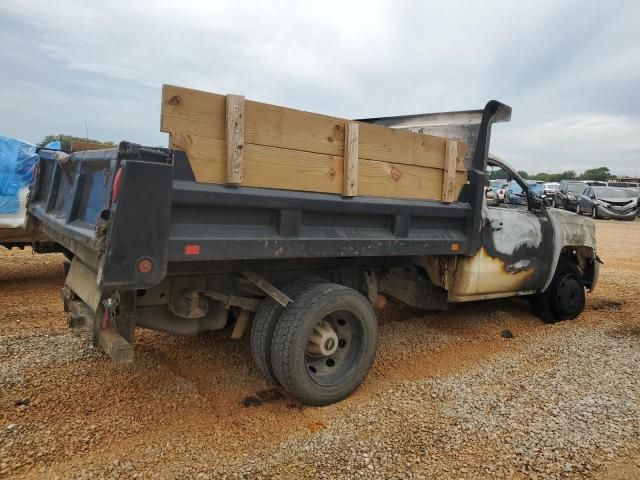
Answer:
[{"left": 543, "top": 182, "right": 560, "bottom": 196}]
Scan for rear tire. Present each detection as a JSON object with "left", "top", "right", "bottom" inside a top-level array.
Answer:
[
  {"left": 271, "top": 283, "right": 378, "bottom": 406},
  {"left": 531, "top": 259, "right": 585, "bottom": 324},
  {"left": 250, "top": 277, "right": 324, "bottom": 385}
]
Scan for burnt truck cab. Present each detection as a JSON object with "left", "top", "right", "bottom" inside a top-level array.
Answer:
[
  {"left": 27, "top": 100, "right": 600, "bottom": 406},
  {"left": 442, "top": 154, "right": 599, "bottom": 320},
  {"left": 372, "top": 113, "right": 600, "bottom": 323}
]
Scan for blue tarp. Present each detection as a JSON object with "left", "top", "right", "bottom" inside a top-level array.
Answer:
[{"left": 0, "top": 136, "right": 39, "bottom": 215}]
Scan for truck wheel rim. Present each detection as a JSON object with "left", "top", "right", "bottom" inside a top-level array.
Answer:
[
  {"left": 305, "top": 311, "right": 365, "bottom": 387},
  {"left": 555, "top": 275, "right": 583, "bottom": 317}
]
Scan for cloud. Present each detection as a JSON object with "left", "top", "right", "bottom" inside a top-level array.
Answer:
[{"left": 0, "top": 0, "right": 638, "bottom": 175}]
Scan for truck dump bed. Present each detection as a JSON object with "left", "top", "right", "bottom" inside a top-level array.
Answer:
[{"left": 27, "top": 95, "right": 510, "bottom": 292}]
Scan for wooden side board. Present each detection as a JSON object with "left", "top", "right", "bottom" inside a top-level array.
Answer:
[
  {"left": 162, "top": 84, "right": 469, "bottom": 201},
  {"left": 161, "top": 85, "right": 467, "bottom": 171},
  {"left": 170, "top": 133, "right": 466, "bottom": 200}
]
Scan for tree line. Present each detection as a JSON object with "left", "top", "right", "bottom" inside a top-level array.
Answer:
[
  {"left": 516, "top": 167, "right": 614, "bottom": 183},
  {"left": 490, "top": 166, "right": 617, "bottom": 183}
]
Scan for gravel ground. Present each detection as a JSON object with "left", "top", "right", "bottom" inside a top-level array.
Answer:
[{"left": 0, "top": 219, "right": 639, "bottom": 479}]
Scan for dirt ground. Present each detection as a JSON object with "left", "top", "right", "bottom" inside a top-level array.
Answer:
[{"left": 1, "top": 219, "right": 639, "bottom": 479}]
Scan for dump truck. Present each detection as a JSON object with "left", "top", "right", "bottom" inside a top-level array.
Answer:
[{"left": 26, "top": 88, "right": 599, "bottom": 406}]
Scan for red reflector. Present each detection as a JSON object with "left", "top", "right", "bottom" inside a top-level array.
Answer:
[
  {"left": 112, "top": 167, "right": 124, "bottom": 203},
  {"left": 185, "top": 244, "right": 200, "bottom": 255},
  {"left": 137, "top": 258, "right": 153, "bottom": 273}
]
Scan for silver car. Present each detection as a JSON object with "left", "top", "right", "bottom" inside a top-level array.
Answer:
[{"left": 577, "top": 186, "right": 640, "bottom": 220}]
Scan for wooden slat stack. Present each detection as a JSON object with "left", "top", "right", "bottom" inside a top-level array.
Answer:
[{"left": 161, "top": 84, "right": 468, "bottom": 201}]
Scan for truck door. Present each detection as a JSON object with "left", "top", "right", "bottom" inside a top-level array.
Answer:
[{"left": 450, "top": 159, "right": 554, "bottom": 301}]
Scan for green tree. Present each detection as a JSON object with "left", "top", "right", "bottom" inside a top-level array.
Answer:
[
  {"left": 532, "top": 172, "right": 550, "bottom": 182},
  {"left": 488, "top": 168, "right": 509, "bottom": 180},
  {"left": 517, "top": 170, "right": 529, "bottom": 179},
  {"left": 580, "top": 167, "right": 613, "bottom": 182},
  {"left": 38, "top": 135, "right": 114, "bottom": 152},
  {"left": 559, "top": 170, "right": 577, "bottom": 180}
]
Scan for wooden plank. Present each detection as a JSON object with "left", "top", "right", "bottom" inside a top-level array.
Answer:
[
  {"left": 441, "top": 140, "right": 458, "bottom": 202},
  {"left": 161, "top": 84, "right": 467, "bottom": 172},
  {"left": 170, "top": 133, "right": 466, "bottom": 200},
  {"left": 358, "top": 158, "right": 443, "bottom": 199},
  {"left": 358, "top": 122, "right": 459, "bottom": 171},
  {"left": 226, "top": 94, "right": 245, "bottom": 184},
  {"left": 70, "top": 141, "right": 114, "bottom": 152},
  {"left": 344, "top": 122, "right": 359, "bottom": 196},
  {"left": 162, "top": 84, "right": 344, "bottom": 156},
  {"left": 170, "top": 133, "right": 341, "bottom": 192}
]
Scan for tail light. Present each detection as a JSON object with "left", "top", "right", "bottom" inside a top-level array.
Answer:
[
  {"left": 137, "top": 258, "right": 153, "bottom": 274},
  {"left": 112, "top": 167, "right": 123, "bottom": 203}
]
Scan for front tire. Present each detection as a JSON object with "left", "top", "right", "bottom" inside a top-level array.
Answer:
[
  {"left": 271, "top": 283, "right": 378, "bottom": 406},
  {"left": 530, "top": 259, "right": 585, "bottom": 324}
]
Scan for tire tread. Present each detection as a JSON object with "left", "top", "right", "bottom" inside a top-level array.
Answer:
[
  {"left": 271, "top": 282, "right": 376, "bottom": 406},
  {"left": 250, "top": 277, "right": 324, "bottom": 384}
]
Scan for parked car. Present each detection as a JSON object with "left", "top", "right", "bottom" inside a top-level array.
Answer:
[
  {"left": 497, "top": 182, "right": 508, "bottom": 202},
  {"left": 555, "top": 180, "right": 587, "bottom": 211},
  {"left": 489, "top": 180, "right": 508, "bottom": 203},
  {"left": 577, "top": 186, "right": 640, "bottom": 220},
  {"left": 485, "top": 186, "right": 499, "bottom": 206},
  {"left": 608, "top": 181, "right": 640, "bottom": 188},
  {"left": 542, "top": 182, "right": 560, "bottom": 197},
  {"left": 505, "top": 181, "right": 544, "bottom": 205},
  {"left": 583, "top": 180, "right": 607, "bottom": 187}
]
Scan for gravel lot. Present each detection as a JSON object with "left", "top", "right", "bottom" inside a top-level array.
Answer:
[{"left": 1, "top": 219, "right": 639, "bottom": 479}]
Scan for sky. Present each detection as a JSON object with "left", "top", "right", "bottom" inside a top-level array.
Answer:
[{"left": 0, "top": 0, "right": 638, "bottom": 176}]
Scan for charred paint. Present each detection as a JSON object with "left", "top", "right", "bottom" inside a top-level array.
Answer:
[
  {"left": 450, "top": 205, "right": 555, "bottom": 299},
  {"left": 450, "top": 246, "right": 537, "bottom": 301},
  {"left": 544, "top": 208, "right": 597, "bottom": 291}
]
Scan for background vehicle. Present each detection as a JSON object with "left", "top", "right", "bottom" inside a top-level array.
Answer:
[
  {"left": 27, "top": 100, "right": 599, "bottom": 406},
  {"left": 543, "top": 182, "right": 560, "bottom": 198},
  {"left": 555, "top": 180, "right": 587, "bottom": 211},
  {"left": 497, "top": 183, "right": 508, "bottom": 202},
  {"left": 505, "top": 180, "right": 544, "bottom": 205},
  {"left": 578, "top": 186, "right": 640, "bottom": 220},
  {"left": 485, "top": 185, "right": 499, "bottom": 206},
  {"left": 608, "top": 181, "right": 640, "bottom": 188},
  {"left": 0, "top": 136, "right": 61, "bottom": 253},
  {"left": 583, "top": 180, "right": 607, "bottom": 187},
  {"left": 489, "top": 180, "right": 509, "bottom": 203}
]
